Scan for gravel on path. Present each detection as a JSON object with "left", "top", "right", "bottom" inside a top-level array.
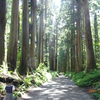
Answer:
[{"left": 18, "top": 75, "right": 96, "bottom": 100}]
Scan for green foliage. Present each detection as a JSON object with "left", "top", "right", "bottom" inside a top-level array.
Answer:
[
  {"left": 35, "top": 63, "right": 52, "bottom": 85},
  {"left": 72, "top": 71, "right": 85, "bottom": 82},
  {"left": 65, "top": 71, "right": 75, "bottom": 78},
  {"left": 76, "top": 70, "right": 100, "bottom": 87},
  {"left": 65, "top": 70, "right": 100, "bottom": 87},
  {"left": 93, "top": 92, "right": 100, "bottom": 100},
  {"left": 49, "top": 71, "right": 59, "bottom": 78},
  {"left": 0, "top": 84, "right": 4, "bottom": 92},
  {"left": 13, "top": 91, "right": 21, "bottom": 99}
]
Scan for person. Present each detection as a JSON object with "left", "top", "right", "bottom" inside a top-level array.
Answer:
[{"left": 3, "top": 78, "right": 15, "bottom": 100}]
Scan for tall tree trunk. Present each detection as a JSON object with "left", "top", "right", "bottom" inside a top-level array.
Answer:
[
  {"left": 82, "top": 0, "right": 96, "bottom": 72},
  {"left": 40, "top": 0, "right": 44, "bottom": 63},
  {"left": 37, "top": 0, "right": 44, "bottom": 66},
  {"left": 53, "top": 33, "right": 55, "bottom": 70},
  {"left": 49, "top": 38, "right": 54, "bottom": 70},
  {"left": 55, "top": 24, "right": 58, "bottom": 71},
  {"left": 30, "top": 0, "right": 37, "bottom": 69},
  {"left": 67, "top": 33, "right": 70, "bottom": 71},
  {"left": 20, "top": 0, "right": 29, "bottom": 75},
  {"left": 0, "top": 0, "right": 6, "bottom": 66},
  {"left": 44, "top": 0, "right": 47, "bottom": 66},
  {"left": 71, "top": 0, "right": 75, "bottom": 71},
  {"left": 7, "top": 0, "right": 19, "bottom": 71},
  {"left": 94, "top": 13, "right": 99, "bottom": 62},
  {"left": 76, "top": 0, "right": 83, "bottom": 72}
]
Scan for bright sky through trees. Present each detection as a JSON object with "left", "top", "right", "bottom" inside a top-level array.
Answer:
[{"left": 54, "top": 0, "right": 61, "bottom": 9}]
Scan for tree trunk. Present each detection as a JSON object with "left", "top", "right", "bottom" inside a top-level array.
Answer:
[
  {"left": 94, "top": 13, "right": 99, "bottom": 62},
  {"left": 44, "top": 0, "right": 48, "bottom": 66},
  {"left": 40, "top": 0, "right": 44, "bottom": 63},
  {"left": 76, "top": 0, "right": 83, "bottom": 72},
  {"left": 7, "top": 0, "right": 19, "bottom": 71},
  {"left": 0, "top": 0, "right": 6, "bottom": 66},
  {"left": 30, "top": 0, "right": 37, "bottom": 69},
  {"left": 49, "top": 39, "right": 54, "bottom": 70},
  {"left": 67, "top": 33, "right": 70, "bottom": 71},
  {"left": 71, "top": 0, "right": 75, "bottom": 71},
  {"left": 20, "top": 0, "right": 29, "bottom": 75},
  {"left": 55, "top": 24, "right": 58, "bottom": 71},
  {"left": 82, "top": 0, "right": 96, "bottom": 72}
]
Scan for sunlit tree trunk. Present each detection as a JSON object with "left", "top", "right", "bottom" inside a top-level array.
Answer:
[
  {"left": 30, "top": 0, "right": 37, "bottom": 69},
  {"left": 44, "top": 0, "right": 48, "bottom": 66},
  {"left": 0, "top": 0, "right": 6, "bottom": 66},
  {"left": 37, "top": 0, "right": 44, "bottom": 66},
  {"left": 20, "top": 0, "right": 29, "bottom": 75},
  {"left": 82, "top": 0, "right": 96, "bottom": 72},
  {"left": 76, "top": 0, "right": 83, "bottom": 72},
  {"left": 7, "top": 0, "right": 19, "bottom": 71},
  {"left": 49, "top": 38, "right": 54, "bottom": 70}
]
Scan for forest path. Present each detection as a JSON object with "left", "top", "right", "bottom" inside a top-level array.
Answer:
[{"left": 18, "top": 75, "right": 96, "bottom": 100}]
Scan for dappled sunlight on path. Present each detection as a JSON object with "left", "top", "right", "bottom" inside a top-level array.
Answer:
[{"left": 18, "top": 75, "right": 96, "bottom": 100}]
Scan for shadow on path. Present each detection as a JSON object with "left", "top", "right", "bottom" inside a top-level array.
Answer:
[{"left": 18, "top": 75, "right": 96, "bottom": 100}]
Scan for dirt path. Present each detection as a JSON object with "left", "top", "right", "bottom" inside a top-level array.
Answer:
[{"left": 18, "top": 75, "right": 96, "bottom": 100}]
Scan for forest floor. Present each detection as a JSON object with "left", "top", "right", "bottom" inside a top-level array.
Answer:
[{"left": 18, "top": 75, "right": 96, "bottom": 100}]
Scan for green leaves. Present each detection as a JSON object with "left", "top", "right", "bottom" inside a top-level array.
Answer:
[{"left": 65, "top": 70, "right": 100, "bottom": 88}]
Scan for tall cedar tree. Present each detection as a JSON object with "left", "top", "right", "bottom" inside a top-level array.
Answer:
[
  {"left": 44, "top": 0, "right": 47, "bottom": 66},
  {"left": 30, "top": 0, "right": 37, "bottom": 69},
  {"left": 76, "top": 0, "right": 83, "bottom": 72},
  {"left": 7, "top": 0, "right": 19, "bottom": 71},
  {"left": 67, "top": 33, "right": 70, "bottom": 71},
  {"left": 37, "top": 0, "right": 44, "bottom": 66},
  {"left": 0, "top": 0, "right": 6, "bottom": 66},
  {"left": 49, "top": 38, "right": 54, "bottom": 70},
  {"left": 49, "top": 21, "right": 55, "bottom": 71},
  {"left": 40, "top": 0, "right": 44, "bottom": 63},
  {"left": 55, "top": 24, "right": 58, "bottom": 71},
  {"left": 94, "top": 13, "right": 99, "bottom": 61},
  {"left": 71, "top": 0, "right": 75, "bottom": 71},
  {"left": 20, "top": 0, "right": 29, "bottom": 75},
  {"left": 82, "top": 0, "right": 96, "bottom": 72}
]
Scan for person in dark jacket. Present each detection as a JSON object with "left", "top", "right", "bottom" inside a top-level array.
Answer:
[{"left": 3, "top": 78, "right": 15, "bottom": 100}]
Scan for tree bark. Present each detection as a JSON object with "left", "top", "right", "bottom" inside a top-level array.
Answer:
[
  {"left": 82, "top": 0, "right": 96, "bottom": 72},
  {"left": 71, "top": 0, "right": 75, "bottom": 71},
  {"left": 67, "top": 33, "right": 70, "bottom": 71},
  {"left": 44, "top": 0, "right": 48, "bottom": 66},
  {"left": 7, "top": 0, "right": 19, "bottom": 71},
  {"left": 40, "top": 0, "right": 44, "bottom": 63},
  {"left": 20, "top": 0, "right": 29, "bottom": 75},
  {"left": 0, "top": 0, "right": 6, "bottom": 66},
  {"left": 37, "top": 0, "right": 44, "bottom": 66},
  {"left": 30, "top": 0, "right": 37, "bottom": 69},
  {"left": 49, "top": 39, "right": 54, "bottom": 70},
  {"left": 94, "top": 13, "right": 99, "bottom": 62},
  {"left": 76, "top": 0, "right": 83, "bottom": 72},
  {"left": 55, "top": 24, "right": 58, "bottom": 71}
]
